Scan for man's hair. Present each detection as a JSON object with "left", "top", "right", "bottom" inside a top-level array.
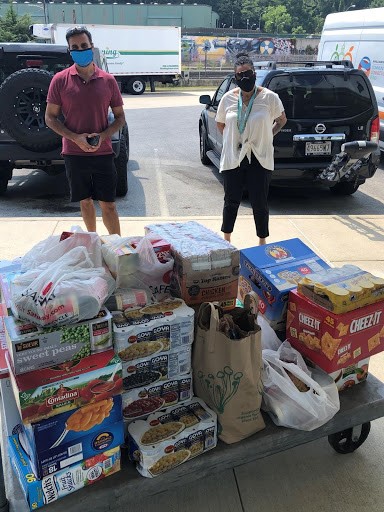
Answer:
[
  {"left": 234, "top": 52, "right": 254, "bottom": 70},
  {"left": 65, "top": 26, "right": 93, "bottom": 45}
]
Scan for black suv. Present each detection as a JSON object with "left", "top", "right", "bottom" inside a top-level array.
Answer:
[
  {"left": 0, "top": 43, "right": 129, "bottom": 196},
  {"left": 199, "top": 60, "right": 380, "bottom": 195}
]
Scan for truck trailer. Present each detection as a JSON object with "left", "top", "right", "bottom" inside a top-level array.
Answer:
[{"left": 31, "top": 23, "right": 181, "bottom": 94}]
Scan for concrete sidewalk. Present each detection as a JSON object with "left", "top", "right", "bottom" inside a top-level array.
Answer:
[{"left": 1, "top": 213, "right": 384, "bottom": 512}]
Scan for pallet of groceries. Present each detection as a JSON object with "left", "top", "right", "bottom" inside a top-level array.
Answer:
[{"left": 0, "top": 222, "right": 383, "bottom": 509}]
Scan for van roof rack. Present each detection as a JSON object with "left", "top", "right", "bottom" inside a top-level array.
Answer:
[{"left": 252, "top": 60, "right": 354, "bottom": 70}]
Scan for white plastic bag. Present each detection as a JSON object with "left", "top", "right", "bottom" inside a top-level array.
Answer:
[
  {"left": 258, "top": 314, "right": 282, "bottom": 351},
  {"left": 21, "top": 228, "right": 102, "bottom": 271},
  {"left": 262, "top": 342, "right": 340, "bottom": 431},
  {"left": 11, "top": 246, "right": 115, "bottom": 326}
]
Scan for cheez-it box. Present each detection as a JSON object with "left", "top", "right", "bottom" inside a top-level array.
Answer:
[{"left": 287, "top": 289, "right": 384, "bottom": 373}]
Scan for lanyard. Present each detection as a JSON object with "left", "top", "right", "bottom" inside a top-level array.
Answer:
[{"left": 237, "top": 89, "right": 256, "bottom": 134}]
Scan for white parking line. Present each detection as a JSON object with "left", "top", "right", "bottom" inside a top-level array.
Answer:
[{"left": 154, "top": 148, "right": 170, "bottom": 216}]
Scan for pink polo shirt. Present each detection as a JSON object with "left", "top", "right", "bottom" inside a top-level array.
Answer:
[{"left": 47, "top": 64, "right": 124, "bottom": 156}]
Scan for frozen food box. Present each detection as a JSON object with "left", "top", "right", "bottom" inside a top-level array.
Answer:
[
  {"left": 112, "top": 297, "right": 194, "bottom": 362},
  {"left": 22, "top": 395, "right": 123, "bottom": 479},
  {"left": 122, "top": 373, "right": 193, "bottom": 423},
  {"left": 145, "top": 221, "right": 239, "bottom": 306},
  {"left": 297, "top": 264, "right": 384, "bottom": 314},
  {"left": 5, "top": 308, "right": 113, "bottom": 375},
  {"left": 127, "top": 397, "right": 217, "bottom": 478},
  {"left": 8, "top": 434, "right": 121, "bottom": 511},
  {"left": 6, "top": 349, "right": 123, "bottom": 424},
  {"left": 238, "top": 238, "right": 330, "bottom": 331},
  {"left": 287, "top": 289, "right": 384, "bottom": 373},
  {"left": 307, "top": 357, "right": 370, "bottom": 392},
  {"left": 122, "top": 347, "right": 191, "bottom": 391}
]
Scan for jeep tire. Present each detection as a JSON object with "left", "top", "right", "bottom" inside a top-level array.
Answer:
[
  {"left": 115, "top": 135, "right": 128, "bottom": 197},
  {"left": 0, "top": 68, "right": 61, "bottom": 152}
]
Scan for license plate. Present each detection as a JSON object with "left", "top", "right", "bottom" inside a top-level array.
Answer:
[{"left": 305, "top": 141, "right": 331, "bottom": 156}]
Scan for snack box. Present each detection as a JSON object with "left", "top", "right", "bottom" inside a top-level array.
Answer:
[
  {"left": 122, "top": 347, "right": 191, "bottom": 391},
  {"left": 286, "top": 289, "right": 384, "bottom": 373},
  {"left": 8, "top": 434, "right": 121, "bottom": 511},
  {"left": 238, "top": 238, "right": 330, "bottom": 331},
  {"left": 112, "top": 298, "right": 194, "bottom": 361},
  {"left": 122, "top": 373, "right": 193, "bottom": 424},
  {"left": 145, "top": 221, "right": 240, "bottom": 306},
  {"left": 100, "top": 235, "right": 139, "bottom": 280},
  {"left": 5, "top": 308, "right": 113, "bottom": 375},
  {"left": 127, "top": 397, "right": 217, "bottom": 478},
  {"left": 308, "top": 357, "right": 370, "bottom": 392},
  {"left": 23, "top": 395, "right": 124, "bottom": 479},
  {"left": 6, "top": 349, "right": 123, "bottom": 424},
  {"left": 297, "top": 264, "right": 384, "bottom": 314}
]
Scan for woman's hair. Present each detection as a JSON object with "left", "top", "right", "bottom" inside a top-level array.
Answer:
[{"left": 234, "top": 52, "right": 254, "bottom": 70}]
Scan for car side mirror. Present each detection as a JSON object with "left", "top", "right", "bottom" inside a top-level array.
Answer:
[{"left": 199, "top": 94, "right": 212, "bottom": 105}]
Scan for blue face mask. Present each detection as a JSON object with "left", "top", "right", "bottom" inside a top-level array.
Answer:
[{"left": 70, "top": 48, "right": 93, "bottom": 67}]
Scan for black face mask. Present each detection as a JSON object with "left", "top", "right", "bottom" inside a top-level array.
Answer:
[{"left": 235, "top": 70, "right": 256, "bottom": 92}]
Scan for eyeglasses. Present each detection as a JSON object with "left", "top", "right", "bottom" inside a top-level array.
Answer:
[{"left": 235, "top": 70, "right": 255, "bottom": 80}]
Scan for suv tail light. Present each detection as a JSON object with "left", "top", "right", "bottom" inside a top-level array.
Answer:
[
  {"left": 25, "top": 59, "right": 43, "bottom": 68},
  {"left": 370, "top": 116, "right": 379, "bottom": 143}
]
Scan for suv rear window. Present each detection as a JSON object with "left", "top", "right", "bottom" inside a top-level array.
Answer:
[{"left": 268, "top": 72, "right": 372, "bottom": 119}]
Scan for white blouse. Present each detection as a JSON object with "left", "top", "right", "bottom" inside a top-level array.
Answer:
[{"left": 215, "top": 87, "right": 284, "bottom": 172}]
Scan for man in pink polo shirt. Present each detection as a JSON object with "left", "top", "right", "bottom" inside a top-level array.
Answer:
[{"left": 45, "top": 26, "right": 126, "bottom": 235}]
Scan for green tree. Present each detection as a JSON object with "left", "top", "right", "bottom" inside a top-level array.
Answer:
[
  {"left": 263, "top": 5, "right": 292, "bottom": 33},
  {"left": 0, "top": 5, "right": 32, "bottom": 42},
  {"left": 369, "top": 0, "right": 384, "bottom": 6}
]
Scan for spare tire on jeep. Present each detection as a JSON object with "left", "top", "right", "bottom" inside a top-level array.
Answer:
[{"left": 0, "top": 68, "right": 61, "bottom": 152}]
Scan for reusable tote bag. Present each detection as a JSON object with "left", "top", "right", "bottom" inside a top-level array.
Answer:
[{"left": 193, "top": 301, "right": 265, "bottom": 444}]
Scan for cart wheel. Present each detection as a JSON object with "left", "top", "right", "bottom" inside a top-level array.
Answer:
[{"left": 328, "top": 422, "right": 371, "bottom": 454}]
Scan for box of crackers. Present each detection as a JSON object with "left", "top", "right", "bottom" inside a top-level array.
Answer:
[
  {"left": 297, "top": 265, "right": 384, "bottom": 314},
  {"left": 286, "top": 289, "right": 384, "bottom": 373},
  {"left": 238, "top": 238, "right": 330, "bottom": 331}
]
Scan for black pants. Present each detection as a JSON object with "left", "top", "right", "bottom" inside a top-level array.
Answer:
[{"left": 221, "top": 153, "right": 272, "bottom": 238}]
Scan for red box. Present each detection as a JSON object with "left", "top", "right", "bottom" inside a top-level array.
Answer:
[{"left": 286, "top": 289, "right": 384, "bottom": 373}]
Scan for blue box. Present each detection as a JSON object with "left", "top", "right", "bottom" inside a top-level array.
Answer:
[
  {"left": 23, "top": 395, "right": 124, "bottom": 479},
  {"left": 8, "top": 435, "right": 121, "bottom": 511},
  {"left": 238, "top": 238, "right": 330, "bottom": 331}
]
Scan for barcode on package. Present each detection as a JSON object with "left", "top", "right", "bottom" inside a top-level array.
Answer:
[
  {"left": 68, "top": 443, "right": 82, "bottom": 457},
  {"left": 205, "top": 437, "right": 215, "bottom": 448},
  {"left": 179, "top": 363, "right": 189, "bottom": 374},
  {"left": 181, "top": 335, "right": 191, "bottom": 344},
  {"left": 104, "top": 458, "right": 112, "bottom": 470}
]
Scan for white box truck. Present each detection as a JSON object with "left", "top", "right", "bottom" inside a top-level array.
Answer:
[
  {"left": 31, "top": 23, "right": 181, "bottom": 95},
  {"left": 318, "top": 7, "right": 384, "bottom": 151}
]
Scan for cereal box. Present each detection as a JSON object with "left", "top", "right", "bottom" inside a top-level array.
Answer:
[
  {"left": 297, "top": 265, "right": 384, "bottom": 314},
  {"left": 127, "top": 398, "right": 217, "bottom": 477},
  {"left": 238, "top": 238, "right": 331, "bottom": 331},
  {"left": 5, "top": 308, "right": 113, "bottom": 375},
  {"left": 122, "top": 373, "right": 193, "bottom": 423},
  {"left": 7, "top": 349, "right": 123, "bottom": 424},
  {"left": 287, "top": 289, "right": 384, "bottom": 373},
  {"left": 22, "top": 395, "right": 123, "bottom": 479},
  {"left": 8, "top": 435, "right": 121, "bottom": 511}
]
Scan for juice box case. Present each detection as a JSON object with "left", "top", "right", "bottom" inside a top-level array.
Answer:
[
  {"left": 287, "top": 289, "right": 384, "bottom": 373},
  {"left": 7, "top": 349, "right": 123, "bottom": 424},
  {"left": 5, "top": 308, "right": 113, "bottom": 375},
  {"left": 122, "top": 373, "right": 193, "bottom": 423},
  {"left": 8, "top": 435, "right": 121, "bottom": 511},
  {"left": 23, "top": 395, "right": 124, "bottom": 479},
  {"left": 128, "top": 398, "right": 217, "bottom": 478},
  {"left": 238, "top": 238, "right": 331, "bottom": 331}
]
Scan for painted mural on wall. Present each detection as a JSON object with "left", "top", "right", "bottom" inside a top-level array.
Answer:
[{"left": 181, "top": 35, "right": 296, "bottom": 65}]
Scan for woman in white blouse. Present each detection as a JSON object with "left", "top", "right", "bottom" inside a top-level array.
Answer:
[{"left": 216, "top": 52, "right": 287, "bottom": 245}]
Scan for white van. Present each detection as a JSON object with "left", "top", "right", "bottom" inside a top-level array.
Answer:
[{"left": 318, "top": 7, "right": 384, "bottom": 151}]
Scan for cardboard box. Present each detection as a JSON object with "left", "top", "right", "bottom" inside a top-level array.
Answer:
[
  {"left": 8, "top": 435, "right": 121, "bottom": 511},
  {"left": 23, "top": 395, "right": 123, "bottom": 478},
  {"left": 238, "top": 238, "right": 331, "bottom": 331},
  {"left": 308, "top": 357, "right": 370, "bottom": 392},
  {"left": 297, "top": 264, "right": 384, "bottom": 314},
  {"left": 5, "top": 308, "right": 113, "bottom": 375},
  {"left": 128, "top": 398, "right": 217, "bottom": 478},
  {"left": 7, "top": 349, "right": 123, "bottom": 424},
  {"left": 145, "top": 221, "right": 239, "bottom": 306},
  {"left": 286, "top": 289, "right": 384, "bottom": 373},
  {"left": 122, "top": 373, "right": 193, "bottom": 423}
]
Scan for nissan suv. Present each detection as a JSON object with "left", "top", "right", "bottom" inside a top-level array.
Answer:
[
  {"left": 199, "top": 60, "right": 380, "bottom": 195},
  {"left": 0, "top": 43, "right": 129, "bottom": 196}
]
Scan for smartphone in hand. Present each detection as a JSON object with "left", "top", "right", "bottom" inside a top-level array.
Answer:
[{"left": 86, "top": 135, "right": 100, "bottom": 147}]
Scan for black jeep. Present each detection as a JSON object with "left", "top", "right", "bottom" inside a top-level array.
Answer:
[
  {"left": 0, "top": 43, "right": 129, "bottom": 196},
  {"left": 199, "top": 60, "right": 380, "bottom": 195}
]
